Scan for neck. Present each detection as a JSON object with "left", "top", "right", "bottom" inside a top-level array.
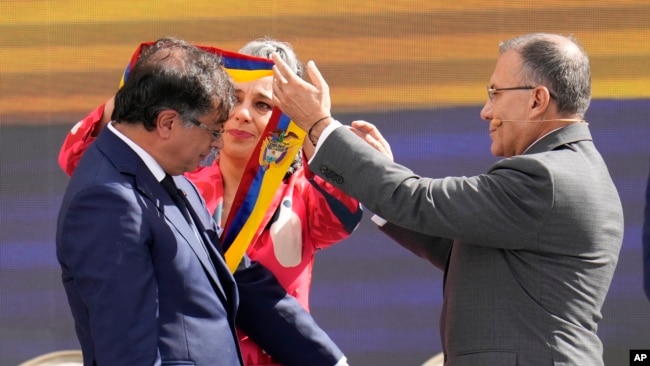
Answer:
[
  {"left": 217, "top": 154, "right": 249, "bottom": 225},
  {"left": 113, "top": 121, "right": 183, "bottom": 175},
  {"left": 112, "top": 122, "right": 156, "bottom": 156},
  {"left": 218, "top": 154, "right": 246, "bottom": 193}
]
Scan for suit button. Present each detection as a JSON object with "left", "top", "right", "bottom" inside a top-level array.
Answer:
[
  {"left": 319, "top": 165, "right": 343, "bottom": 185},
  {"left": 319, "top": 165, "right": 329, "bottom": 174}
]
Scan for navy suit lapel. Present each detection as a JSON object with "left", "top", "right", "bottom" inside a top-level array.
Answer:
[
  {"left": 95, "top": 128, "right": 233, "bottom": 309},
  {"left": 154, "top": 180, "right": 231, "bottom": 305},
  {"left": 184, "top": 205, "right": 238, "bottom": 307},
  {"left": 175, "top": 179, "right": 239, "bottom": 313}
]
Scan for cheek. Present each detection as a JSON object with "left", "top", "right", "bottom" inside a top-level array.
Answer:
[
  {"left": 223, "top": 117, "right": 236, "bottom": 129},
  {"left": 251, "top": 109, "right": 273, "bottom": 131},
  {"left": 499, "top": 127, "right": 514, "bottom": 143},
  {"left": 501, "top": 127, "right": 523, "bottom": 152},
  {"left": 254, "top": 114, "right": 271, "bottom": 132},
  {"left": 194, "top": 133, "right": 212, "bottom": 149},
  {"left": 492, "top": 126, "right": 510, "bottom": 147}
]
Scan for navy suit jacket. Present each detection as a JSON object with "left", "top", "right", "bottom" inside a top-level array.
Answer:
[{"left": 56, "top": 128, "right": 343, "bottom": 366}]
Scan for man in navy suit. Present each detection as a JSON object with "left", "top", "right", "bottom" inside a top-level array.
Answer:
[{"left": 56, "top": 37, "right": 347, "bottom": 366}]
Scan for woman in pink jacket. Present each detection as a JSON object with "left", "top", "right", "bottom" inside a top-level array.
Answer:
[{"left": 58, "top": 38, "right": 362, "bottom": 366}]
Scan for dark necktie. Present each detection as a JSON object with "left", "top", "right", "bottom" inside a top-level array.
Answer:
[
  {"left": 161, "top": 174, "right": 223, "bottom": 262},
  {"left": 161, "top": 174, "right": 193, "bottom": 224}
]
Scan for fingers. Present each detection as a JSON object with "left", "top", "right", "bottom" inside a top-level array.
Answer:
[
  {"left": 349, "top": 120, "right": 394, "bottom": 161},
  {"left": 271, "top": 53, "right": 290, "bottom": 111},
  {"left": 306, "top": 60, "right": 329, "bottom": 94},
  {"left": 306, "top": 61, "right": 332, "bottom": 112},
  {"left": 271, "top": 53, "right": 291, "bottom": 84},
  {"left": 352, "top": 120, "right": 389, "bottom": 146},
  {"left": 351, "top": 120, "right": 379, "bottom": 136}
]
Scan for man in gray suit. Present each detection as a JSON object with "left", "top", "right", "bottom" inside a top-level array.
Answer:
[{"left": 270, "top": 33, "right": 624, "bottom": 365}]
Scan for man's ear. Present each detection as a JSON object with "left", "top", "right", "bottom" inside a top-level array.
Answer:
[
  {"left": 529, "top": 86, "right": 552, "bottom": 118},
  {"left": 157, "top": 110, "right": 177, "bottom": 139}
]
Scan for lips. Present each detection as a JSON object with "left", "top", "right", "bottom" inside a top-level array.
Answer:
[
  {"left": 489, "top": 129, "right": 497, "bottom": 139},
  {"left": 228, "top": 129, "right": 255, "bottom": 139}
]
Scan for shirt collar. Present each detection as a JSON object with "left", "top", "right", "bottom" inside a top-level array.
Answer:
[{"left": 107, "top": 122, "right": 167, "bottom": 182}]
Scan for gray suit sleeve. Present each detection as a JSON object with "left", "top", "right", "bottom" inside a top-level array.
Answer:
[
  {"left": 378, "top": 222, "right": 452, "bottom": 271},
  {"left": 310, "top": 126, "right": 553, "bottom": 249}
]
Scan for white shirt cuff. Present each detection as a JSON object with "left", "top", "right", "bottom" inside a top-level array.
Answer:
[
  {"left": 309, "top": 119, "right": 343, "bottom": 164},
  {"left": 371, "top": 214, "right": 387, "bottom": 227},
  {"left": 334, "top": 356, "right": 349, "bottom": 366}
]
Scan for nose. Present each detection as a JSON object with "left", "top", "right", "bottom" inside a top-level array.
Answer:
[
  {"left": 479, "top": 101, "right": 492, "bottom": 122},
  {"left": 231, "top": 103, "right": 251, "bottom": 123}
]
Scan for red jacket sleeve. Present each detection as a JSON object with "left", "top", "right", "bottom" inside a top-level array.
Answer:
[{"left": 58, "top": 103, "right": 107, "bottom": 176}]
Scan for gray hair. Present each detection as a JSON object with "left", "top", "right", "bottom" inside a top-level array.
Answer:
[
  {"left": 239, "top": 37, "right": 304, "bottom": 178},
  {"left": 239, "top": 37, "right": 303, "bottom": 77},
  {"left": 499, "top": 33, "right": 591, "bottom": 117}
]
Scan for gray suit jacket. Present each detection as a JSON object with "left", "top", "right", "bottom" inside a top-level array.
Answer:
[{"left": 310, "top": 123, "right": 623, "bottom": 366}]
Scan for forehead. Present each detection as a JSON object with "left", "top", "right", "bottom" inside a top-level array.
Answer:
[{"left": 490, "top": 50, "right": 523, "bottom": 85}]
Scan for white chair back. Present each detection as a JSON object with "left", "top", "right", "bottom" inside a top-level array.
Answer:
[
  {"left": 421, "top": 351, "right": 445, "bottom": 366},
  {"left": 18, "top": 350, "right": 83, "bottom": 366}
]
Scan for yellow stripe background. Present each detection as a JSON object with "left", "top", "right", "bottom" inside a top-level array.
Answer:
[{"left": 1, "top": 0, "right": 649, "bottom": 124}]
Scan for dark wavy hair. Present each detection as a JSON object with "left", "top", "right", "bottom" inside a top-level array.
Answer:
[{"left": 112, "top": 37, "right": 235, "bottom": 130}]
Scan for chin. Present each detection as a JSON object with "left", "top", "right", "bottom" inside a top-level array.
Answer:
[{"left": 234, "top": 143, "right": 255, "bottom": 153}]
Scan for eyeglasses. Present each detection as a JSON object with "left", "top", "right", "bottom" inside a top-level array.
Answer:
[
  {"left": 186, "top": 117, "right": 223, "bottom": 141},
  {"left": 486, "top": 86, "right": 535, "bottom": 102}
]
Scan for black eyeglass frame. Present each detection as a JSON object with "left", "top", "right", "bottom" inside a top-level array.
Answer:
[
  {"left": 486, "top": 86, "right": 535, "bottom": 102},
  {"left": 486, "top": 85, "right": 556, "bottom": 102},
  {"left": 186, "top": 117, "right": 223, "bottom": 141}
]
